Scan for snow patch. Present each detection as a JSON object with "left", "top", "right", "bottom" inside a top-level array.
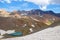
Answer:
[
  {"left": 0, "top": 36, "right": 4, "bottom": 38},
  {"left": 29, "top": 28, "right": 33, "bottom": 32},
  {"left": 30, "top": 17, "right": 39, "bottom": 22},
  {"left": 6, "top": 30, "right": 15, "bottom": 34},
  {"left": 22, "top": 24, "right": 27, "bottom": 27},
  {"left": 0, "top": 29, "right": 15, "bottom": 35},
  {"left": 0, "top": 29, "right": 6, "bottom": 35},
  {"left": 31, "top": 24, "right": 35, "bottom": 27},
  {"left": 2, "top": 26, "right": 60, "bottom": 40}
]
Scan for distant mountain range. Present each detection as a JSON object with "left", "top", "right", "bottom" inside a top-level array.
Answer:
[
  {"left": 11, "top": 9, "right": 60, "bottom": 17},
  {"left": 10, "top": 9, "right": 60, "bottom": 23}
]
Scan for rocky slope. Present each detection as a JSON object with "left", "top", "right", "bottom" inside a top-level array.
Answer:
[{"left": 0, "top": 9, "right": 60, "bottom": 38}]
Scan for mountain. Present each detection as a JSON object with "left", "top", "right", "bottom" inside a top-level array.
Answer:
[
  {"left": 44, "top": 11, "right": 60, "bottom": 17},
  {"left": 14, "top": 9, "right": 60, "bottom": 17},
  {"left": 0, "top": 9, "right": 60, "bottom": 38},
  {"left": 9, "top": 9, "right": 60, "bottom": 26},
  {"left": 56, "top": 13, "right": 60, "bottom": 17},
  {"left": 29, "top": 9, "right": 60, "bottom": 17},
  {"left": 0, "top": 9, "right": 10, "bottom": 17}
]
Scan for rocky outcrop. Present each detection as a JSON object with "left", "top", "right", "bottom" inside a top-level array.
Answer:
[{"left": 0, "top": 9, "right": 10, "bottom": 17}]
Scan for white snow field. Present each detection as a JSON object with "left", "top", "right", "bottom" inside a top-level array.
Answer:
[{"left": 2, "top": 25, "right": 60, "bottom": 40}]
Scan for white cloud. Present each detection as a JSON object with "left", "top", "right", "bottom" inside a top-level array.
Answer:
[
  {"left": 4, "top": 0, "right": 11, "bottom": 3},
  {"left": 0, "top": 0, "right": 4, "bottom": 3},
  {"left": 24, "top": 0, "right": 50, "bottom": 5},
  {"left": 24, "top": 0, "right": 60, "bottom": 10},
  {"left": 50, "top": 0, "right": 60, "bottom": 4},
  {"left": 0, "top": 0, "right": 3, "bottom": 3},
  {"left": 24, "top": 0, "right": 51, "bottom": 10},
  {"left": 40, "top": 6, "right": 47, "bottom": 10},
  {"left": 0, "top": 0, "right": 22, "bottom": 3},
  {"left": 0, "top": 0, "right": 60, "bottom": 10}
]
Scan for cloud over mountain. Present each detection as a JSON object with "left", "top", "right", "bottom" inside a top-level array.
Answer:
[{"left": 24, "top": 0, "right": 60, "bottom": 10}]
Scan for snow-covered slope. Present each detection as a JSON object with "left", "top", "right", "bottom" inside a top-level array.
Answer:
[{"left": 2, "top": 25, "right": 60, "bottom": 40}]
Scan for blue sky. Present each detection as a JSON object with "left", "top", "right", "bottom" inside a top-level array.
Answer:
[{"left": 0, "top": 0, "right": 60, "bottom": 13}]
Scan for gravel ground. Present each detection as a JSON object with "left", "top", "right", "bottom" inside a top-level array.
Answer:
[{"left": 2, "top": 25, "right": 60, "bottom": 40}]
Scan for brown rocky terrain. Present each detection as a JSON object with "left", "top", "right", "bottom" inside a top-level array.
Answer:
[{"left": 0, "top": 9, "right": 60, "bottom": 38}]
